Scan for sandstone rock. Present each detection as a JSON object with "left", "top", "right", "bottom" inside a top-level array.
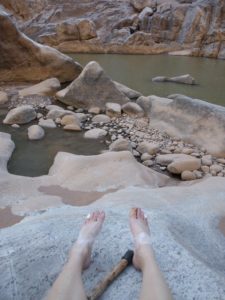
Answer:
[
  {"left": 131, "top": 0, "right": 157, "bottom": 12},
  {"left": 28, "top": 125, "right": 45, "bottom": 140},
  {"left": 201, "top": 155, "right": 213, "bottom": 166},
  {"left": 141, "top": 153, "right": 153, "bottom": 161},
  {"left": 113, "top": 81, "right": 142, "bottom": 100},
  {"left": 0, "top": 91, "right": 8, "bottom": 105},
  {"left": 168, "top": 157, "right": 201, "bottom": 175},
  {"left": 84, "top": 128, "right": 107, "bottom": 139},
  {"left": 63, "top": 124, "right": 81, "bottom": 131},
  {"left": 92, "top": 114, "right": 111, "bottom": 124},
  {"left": 181, "top": 170, "right": 196, "bottom": 181},
  {"left": 152, "top": 74, "right": 196, "bottom": 85},
  {"left": 109, "top": 139, "right": 132, "bottom": 152},
  {"left": 3, "top": 105, "right": 36, "bottom": 125},
  {"left": 142, "top": 159, "right": 154, "bottom": 167},
  {"left": 106, "top": 103, "right": 122, "bottom": 117},
  {"left": 88, "top": 107, "right": 101, "bottom": 114},
  {"left": 0, "top": 9, "right": 82, "bottom": 82},
  {"left": 210, "top": 164, "right": 223, "bottom": 175},
  {"left": 46, "top": 109, "right": 74, "bottom": 120},
  {"left": 136, "top": 96, "right": 152, "bottom": 116},
  {"left": 19, "top": 78, "right": 61, "bottom": 97},
  {"left": 56, "top": 61, "right": 129, "bottom": 109},
  {"left": 77, "top": 19, "right": 97, "bottom": 40},
  {"left": 122, "top": 102, "right": 144, "bottom": 117},
  {"left": 38, "top": 118, "right": 56, "bottom": 128},
  {"left": 137, "top": 142, "right": 160, "bottom": 155},
  {"left": 61, "top": 115, "right": 81, "bottom": 131},
  {"left": 149, "top": 95, "right": 225, "bottom": 157}
]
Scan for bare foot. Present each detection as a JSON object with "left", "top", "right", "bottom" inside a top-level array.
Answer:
[
  {"left": 71, "top": 210, "right": 105, "bottom": 270},
  {"left": 129, "top": 207, "right": 153, "bottom": 271}
]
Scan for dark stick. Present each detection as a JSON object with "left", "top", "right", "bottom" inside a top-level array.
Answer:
[{"left": 87, "top": 250, "right": 134, "bottom": 300}]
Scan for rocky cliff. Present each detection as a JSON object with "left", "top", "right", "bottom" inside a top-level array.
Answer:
[{"left": 1, "top": 0, "right": 225, "bottom": 59}]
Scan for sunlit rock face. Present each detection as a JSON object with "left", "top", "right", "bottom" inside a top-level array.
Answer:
[
  {"left": 1, "top": 0, "right": 224, "bottom": 59},
  {"left": 0, "top": 8, "right": 83, "bottom": 82}
]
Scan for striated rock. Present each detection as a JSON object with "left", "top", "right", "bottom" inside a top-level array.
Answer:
[
  {"left": 149, "top": 95, "right": 225, "bottom": 157},
  {"left": 28, "top": 125, "right": 45, "bottom": 140},
  {"left": 56, "top": 61, "right": 129, "bottom": 109},
  {"left": 19, "top": 78, "right": 61, "bottom": 97},
  {"left": 3, "top": 105, "right": 36, "bottom": 125},
  {"left": 113, "top": 81, "right": 142, "bottom": 101},
  {"left": 152, "top": 74, "right": 196, "bottom": 85},
  {"left": 167, "top": 157, "right": 201, "bottom": 175},
  {"left": 137, "top": 141, "right": 160, "bottom": 155},
  {"left": 84, "top": 128, "right": 107, "bottom": 139},
  {"left": 109, "top": 138, "right": 132, "bottom": 152},
  {"left": 131, "top": 0, "right": 157, "bottom": 12},
  {"left": 92, "top": 114, "right": 111, "bottom": 124},
  {"left": 181, "top": 170, "right": 197, "bottom": 181},
  {"left": 78, "top": 19, "right": 97, "bottom": 40},
  {"left": 0, "top": 91, "right": 8, "bottom": 105},
  {"left": 38, "top": 118, "right": 56, "bottom": 128},
  {"left": 122, "top": 102, "right": 144, "bottom": 117},
  {"left": 0, "top": 8, "right": 82, "bottom": 82},
  {"left": 106, "top": 102, "right": 122, "bottom": 118}
]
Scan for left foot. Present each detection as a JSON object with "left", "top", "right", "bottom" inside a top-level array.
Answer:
[{"left": 70, "top": 210, "right": 105, "bottom": 269}]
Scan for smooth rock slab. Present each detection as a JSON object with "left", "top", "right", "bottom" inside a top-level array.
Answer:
[
  {"left": 19, "top": 78, "right": 61, "bottom": 97},
  {"left": 28, "top": 125, "right": 45, "bottom": 140},
  {"left": 3, "top": 105, "right": 36, "bottom": 125},
  {"left": 84, "top": 128, "right": 107, "bottom": 139}
]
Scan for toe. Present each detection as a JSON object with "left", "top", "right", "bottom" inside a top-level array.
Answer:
[{"left": 130, "top": 207, "right": 138, "bottom": 219}]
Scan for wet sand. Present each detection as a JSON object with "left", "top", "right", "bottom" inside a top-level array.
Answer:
[
  {"left": 0, "top": 206, "right": 24, "bottom": 229},
  {"left": 39, "top": 185, "right": 117, "bottom": 206}
]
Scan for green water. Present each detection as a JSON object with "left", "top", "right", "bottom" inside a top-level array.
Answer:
[
  {"left": 0, "top": 109, "right": 106, "bottom": 177},
  {"left": 71, "top": 53, "right": 225, "bottom": 106}
]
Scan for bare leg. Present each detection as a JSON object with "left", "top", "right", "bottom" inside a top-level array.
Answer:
[
  {"left": 47, "top": 211, "right": 105, "bottom": 300},
  {"left": 129, "top": 208, "right": 173, "bottom": 300}
]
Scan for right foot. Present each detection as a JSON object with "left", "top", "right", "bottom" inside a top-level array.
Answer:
[
  {"left": 129, "top": 207, "right": 153, "bottom": 271},
  {"left": 70, "top": 210, "right": 105, "bottom": 270}
]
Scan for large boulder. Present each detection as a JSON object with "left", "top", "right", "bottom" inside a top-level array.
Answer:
[
  {"left": 148, "top": 95, "right": 225, "bottom": 157},
  {"left": 56, "top": 61, "right": 130, "bottom": 109},
  {"left": 19, "top": 78, "right": 61, "bottom": 97},
  {"left": 131, "top": 0, "right": 157, "bottom": 12},
  {"left": 3, "top": 105, "right": 36, "bottom": 125},
  {"left": 0, "top": 9, "right": 82, "bottom": 82}
]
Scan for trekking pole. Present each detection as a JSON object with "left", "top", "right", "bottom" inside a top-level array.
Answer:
[{"left": 87, "top": 249, "right": 134, "bottom": 300}]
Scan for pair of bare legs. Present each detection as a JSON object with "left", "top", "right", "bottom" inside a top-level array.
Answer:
[{"left": 47, "top": 208, "right": 172, "bottom": 300}]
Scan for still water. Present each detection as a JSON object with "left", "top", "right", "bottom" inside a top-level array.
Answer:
[
  {"left": 71, "top": 54, "right": 225, "bottom": 106},
  {"left": 1, "top": 54, "right": 225, "bottom": 176},
  {"left": 0, "top": 109, "right": 106, "bottom": 177}
]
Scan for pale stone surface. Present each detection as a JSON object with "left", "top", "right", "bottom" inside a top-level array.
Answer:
[
  {"left": 136, "top": 96, "right": 152, "bottom": 116},
  {"left": 19, "top": 78, "right": 61, "bottom": 97},
  {"left": 131, "top": 0, "right": 157, "bottom": 12},
  {"left": 149, "top": 95, "right": 225, "bottom": 157},
  {"left": 92, "top": 114, "right": 111, "bottom": 124},
  {"left": 152, "top": 74, "right": 196, "bottom": 85},
  {"left": 181, "top": 170, "right": 196, "bottom": 181},
  {"left": 0, "top": 134, "right": 225, "bottom": 299},
  {"left": 0, "top": 91, "right": 8, "bottom": 105},
  {"left": 168, "top": 158, "right": 201, "bottom": 175},
  {"left": 38, "top": 118, "right": 56, "bottom": 128},
  {"left": 56, "top": 61, "right": 129, "bottom": 109},
  {"left": 46, "top": 105, "right": 64, "bottom": 111},
  {"left": 156, "top": 154, "right": 195, "bottom": 166},
  {"left": 106, "top": 102, "right": 122, "bottom": 117},
  {"left": 141, "top": 153, "right": 153, "bottom": 161},
  {"left": 88, "top": 107, "right": 101, "bottom": 114},
  {"left": 84, "top": 128, "right": 107, "bottom": 139},
  {"left": 137, "top": 141, "right": 160, "bottom": 155},
  {"left": 122, "top": 102, "right": 144, "bottom": 117},
  {"left": 109, "top": 139, "right": 132, "bottom": 152},
  {"left": 61, "top": 115, "right": 81, "bottom": 127},
  {"left": 3, "top": 105, "right": 36, "bottom": 125},
  {"left": 46, "top": 109, "right": 74, "bottom": 120},
  {"left": 28, "top": 125, "right": 45, "bottom": 140},
  {"left": 113, "top": 81, "right": 142, "bottom": 100}
]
